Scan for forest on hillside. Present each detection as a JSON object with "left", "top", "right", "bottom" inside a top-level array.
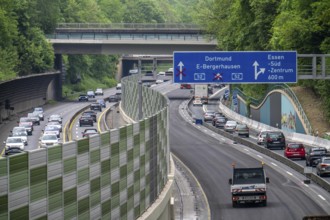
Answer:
[{"left": 1, "top": 0, "right": 330, "bottom": 119}]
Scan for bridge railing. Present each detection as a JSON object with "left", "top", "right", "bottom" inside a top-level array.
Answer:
[
  {"left": 46, "top": 33, "right": 213, "bottom": 42},
  {"left": 57, "top": 23, "right": 201, "bottom": 30}
]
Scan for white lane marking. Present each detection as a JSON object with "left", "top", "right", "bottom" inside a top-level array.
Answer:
[
  {"left": 244, "top": 149, "right": 250, "bottom": 152},
  {"left": 257, "top": 155, "right": 263, "bottom": 158},
  {"left": 286, "top": 171, "right": 293, "bottom": 176},
  {"left": 271, "top": 162, "right": 278, "bottom": 167},
  {"left": 249, "top": 136, "right": 257, "bottom": 140},
  {"left": 303, "top": 183, "right": 309, "bottom": 187},
  {"left": 197, "top": 126, "right": 201, "bottom": 129},
  {"left": 211, "top": 133, "right": 215, "bottom": 136},
  {"left": 318, "top": 195, "right": 326, "bottom": 201},
  {"left": 204, "top": 129, "right": 208, "bottom": 132},
  {"left": 221, "top": 138, "right": 225, "bottom": 141}
]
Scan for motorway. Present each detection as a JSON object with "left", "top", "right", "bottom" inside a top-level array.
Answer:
[
  {"left": 168, "top": 88, "right": 330, "bottom": 219},
  {"left": 0, "top": 88, "right": 119, "bottom": 155},
  {"left": 1, "top": 81, "right": 330, "bottom": 220}
]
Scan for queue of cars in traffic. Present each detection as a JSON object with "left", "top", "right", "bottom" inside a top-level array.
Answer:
[
  {"left": 2, "top": 107, "right": 63, "bottom": 156},
  {"left": 199, "top": 108, "right": 330, "bottom": 177}
]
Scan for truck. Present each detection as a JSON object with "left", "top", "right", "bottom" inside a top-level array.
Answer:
[
  {"left": 229, "top": 164, "right": 270, "bottom": 207},
  {"left": 194, "top": 84, "right": 208, "bottom": 104}
]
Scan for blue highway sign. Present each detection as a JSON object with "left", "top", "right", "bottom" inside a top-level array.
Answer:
[{"left": 173, "top": 51, "right": 297, "bottom": 84}]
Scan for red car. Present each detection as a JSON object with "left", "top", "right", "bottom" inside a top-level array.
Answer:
[
  {"left": 180, "top": 84, "right": 192, "bottom": 89},
  {"left": 284, "top": 143, "right": 305, "bottom": 159}
]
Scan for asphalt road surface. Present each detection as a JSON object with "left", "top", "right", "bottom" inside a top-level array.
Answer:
[{"left": 169, "top": 99, "right": 330, "bottom": 220}]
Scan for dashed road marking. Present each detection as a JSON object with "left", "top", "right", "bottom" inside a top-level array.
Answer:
[
  {"left": 244, "top": 149, "right": 250, "bottom": 152},
  {"left": 204, "top": 129, "right": 208, "bottom": 132},
  {"left": 211, "top": 133, "right": 215, "bottom": 136},
  {"left": 271, "top": 162, "right": 278, "bottom": 167},
  {"left": 286, "top": 171, "right": 293, "bottom": 176},
  {"left": 303, "top": 183, "right": 309, "bottom": 187},
  {"left": 318, "top": 195, "right": 326, "bottom": 201},
  {"left": 257, "top": 155, "right": 263, "bottom": 158}
]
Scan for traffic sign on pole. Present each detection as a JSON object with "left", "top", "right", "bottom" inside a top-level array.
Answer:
[{"left": 173, "top": 51, "right": 297, "bottom": 84}]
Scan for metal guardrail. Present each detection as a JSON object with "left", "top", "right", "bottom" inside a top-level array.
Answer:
[
  {"left": 233, "top": 84, "right": 313, "bottom": 135},
  {"left": 57, "top": 23, "right": 201, "bottom": 30},
  {"left": 298, "top": 54, "right": 330, "bottom": 79},
  {"left": 218, "top": 100, "right": 330, "bottom": 193}
]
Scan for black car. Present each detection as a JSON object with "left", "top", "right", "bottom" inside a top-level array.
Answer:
[
  {"left": 79, "top": 94, "right": 89, "bottom": 101},
  {"left": 90, "top": 102, "right": 102, "bottom": 111},
  {"left": 305, "top": 147, "right": 327, "bottom": 167},
  {"left": 264, "top": 131, "right": 285, "bottom": 149},
  {"left": 79, "top": 115, "right": 94, "bottom": 127},
  {"left": 109, "top": 95, "right": 119, "bottom": 102},
  {"left": 82, "top": 111, "right": 97, "bottom": 122}
]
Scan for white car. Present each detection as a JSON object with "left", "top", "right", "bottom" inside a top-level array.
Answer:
[
  {"left": 11, "top": 127, "right": 28, "bottom": 146},
  {"left": 116, "top": 83, "right": 122, "bottom": 90},
  {"left": 33, "top": 107, "right": 44, "bottom": 121},
  {"left": 87, "top": 90, "right": 95, "bottom": 98},
  {"left": 156, "top": 79, "right": 164, "bottom": 84},
  {"left": 48, "top": 114, "right": 62, "bottom": 124},
  {"left": 39, "top": 134, "right": 59, "bottom": 148},
  {"left": 257, "top": 130, "right": 271, "bottom": 145},
  {"left": 4, "top": 137, "right": 25, "bottom": 150},
  {"left": 224, "top": 120, "right": 237, "bottom": 132},
  {"left": 47, "top": 121, "right": 62, "bottom": 132},
  {"left": 157, "top": 71, "right": 165, "bottom": 76},
  {"left": 95, "top": 88, "right": 103, "bottom": 96},
  {"left": 193, "top": 98, "right": 203, "bottom": 106},
  {"left": 43, "top": 125, "right": 61, "bottom": 138}
]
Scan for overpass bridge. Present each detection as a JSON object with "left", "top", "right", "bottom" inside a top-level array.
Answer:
[
  {"left": 47, "top": 23, "right": 217, "bottom": 55},
  {"left": 47, "top": 23, "right": 330, "bottom": 80}
]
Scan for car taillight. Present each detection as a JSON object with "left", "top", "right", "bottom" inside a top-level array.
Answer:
[
  {"left": 320, "top": 164, "right": 328, "bottom": 168},
  {"left": 232, "top": 196, "right": 239, "bottom": 201},
  {"left": 260, "top": 195, "right": 267, "bottom": 200},
  {"left": 267, "top": 138, "right": 272, "bottom": 142}
]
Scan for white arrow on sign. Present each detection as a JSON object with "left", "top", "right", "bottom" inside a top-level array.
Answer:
[
  {"left": 178, "top": 61, "right": 184, "bottom": 81},
  {"left": 253, "top": 61, "right": 266, "bottom": 80}
]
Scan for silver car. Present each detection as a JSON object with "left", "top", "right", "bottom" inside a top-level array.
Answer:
[
  {"left": 316, "top": 157, "right": 330, "bottom": 177},
  {"left": 11, "top": 127, "right": 28, "bottom": 146},
  {"left": 224, "top": 120, "right": 237, "bottom": 132},
  {"left": 4, "top": 137, "right": 25, "bottom": 151}
]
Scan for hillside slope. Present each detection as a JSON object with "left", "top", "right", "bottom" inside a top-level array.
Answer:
[{"left": 291, "top": 86, "right": 330, "bottom": 137}]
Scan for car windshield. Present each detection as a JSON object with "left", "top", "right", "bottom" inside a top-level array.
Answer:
[
  {"left": 20, "top": 117, "right": 32, "bottom": 122},
  {"left": 7, "top": 138, "right": 22, "bottom": 143},
  {"left": 269, "top": 133, "right": 282, "bottom": 138},
  {"left": 323, "top": 159, "right": 330, "bottom": 164},
  {"left": 85, "top": 129, "right": 97, "bottom": 134},
  {"left": 237, "top": 125, "right": 247, "bottom": 129},
  {"left": 42, "top": 135, "right": 57, "bottom": 141},
  {"left": 289, "top": 144, "right": 302, "bottom": 149},
  {"left": 45, "top": 126, "right": 57, "bottom": 131},
  {"left": 227, "top": 121, "right": 236, "bottom": 125},
  {"left": 13, "top": 128, "right": 26, "bottom": 133},
  {"left": 20, "top": 123, "right": 30, "bottom": 127},
  {"left": 233, "top": 168, "right": 265, "bottom": 184}
]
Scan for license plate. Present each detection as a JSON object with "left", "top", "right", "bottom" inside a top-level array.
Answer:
[
  {"left": 273, "top": 141, "right": 280, "bottom": 144},
  {"left": 239, "top": 196, "right": 259, "bottom": 200}
]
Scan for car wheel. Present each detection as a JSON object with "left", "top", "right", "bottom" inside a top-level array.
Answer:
[
  {"left": 79, "top": 123, "right": 82, "bottom": 127},
  {"left": 232, "top": 201, "right": 238, "bottom": 208},
  {"left": 262, "top": 200, "right": 267, "bottom": 207},
  {"left": 306, "top": 161, "right": 309, "bottom": 166},
  {"left": 246, "top": 134, "right": 249, "bottom": 138}
]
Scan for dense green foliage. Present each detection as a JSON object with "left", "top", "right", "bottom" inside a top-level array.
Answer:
[
  {"left": 1, "top": 0, "right": 330, "bottom": 116},
  {"left": 197, "top": 0, "right": 330, "bottom": 120},
  {"left": 0, "top": 0, "right": 198, "bottom": 92}
]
